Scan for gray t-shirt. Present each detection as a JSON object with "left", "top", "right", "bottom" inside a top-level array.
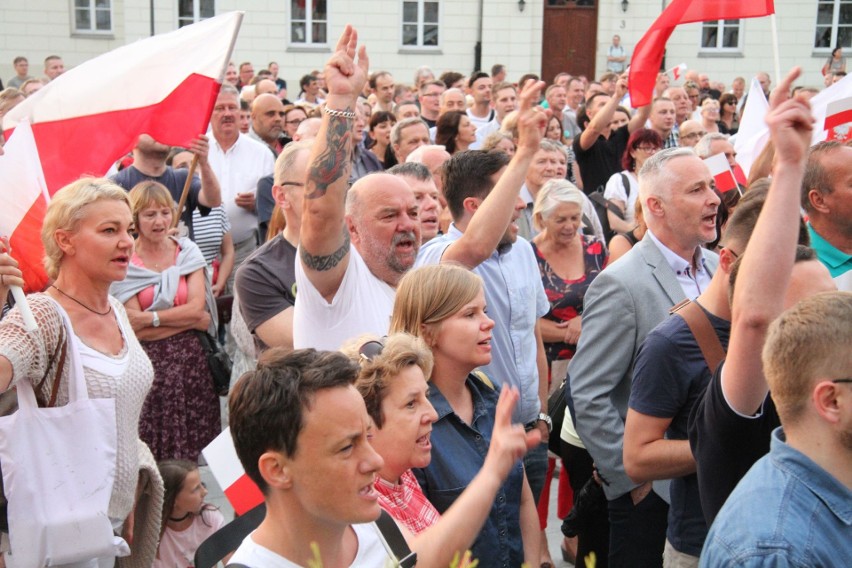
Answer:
[{"left": 234, "top": 234, "right": 297, "bottom": 351}]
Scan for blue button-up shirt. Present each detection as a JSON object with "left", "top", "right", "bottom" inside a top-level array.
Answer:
[
  {"left": 413, "top": 375, "right": 525, "bottom": 568},
  {"left": 416, "top": 224, "right": 550, "bottom": 424},
  {"left": 700, "top": 427, "right": 852, "bottom": 567}
]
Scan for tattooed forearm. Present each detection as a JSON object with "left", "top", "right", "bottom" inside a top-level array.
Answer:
[
  {"left": 300, "top": 232, "right": 351, "bottom": 271},
  {"left": 305, "top": 114, "right": 354, "bottom": 200}
]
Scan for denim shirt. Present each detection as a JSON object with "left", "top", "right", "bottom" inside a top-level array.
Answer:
[
  {"left": 416, "top": 225, "right": 550, "bottom": 424},
  {"left": 413, "top": 375, "right": 526, "bottom": 568},
  {"left": 700, "top": 428, "right": 852, "bottom": 567}
]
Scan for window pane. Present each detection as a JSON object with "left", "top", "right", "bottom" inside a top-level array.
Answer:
[
  {"left": 722, "top": 25, "right": 738, "bottom": 47},
  {"left": 424, "top": 2, "right": 439, "bottom": 23},
  {"left": 403, "top": 24, "right": 418, "bottom": 45},
  {"left": 178, "top": 17, "right": 192, "bottom": 27},
  {"left": 403, "top": 2, "right": 417, "bottom": 23},
  {"left": 75, "top": 0, "right": 88, "bottom": 8},
  {"left": 424, "top": 24, "right": 439, "bottom": 46},
  {"left": 179, "top": 0, "right": 193, "bottom": 17},
  {"left": 95, "top": 0, "right": 109, "bottom": 7},
  {"left": 96, "top": 9, "right": 111, "bottom": 30},
  {"left": 292, "top": 22, "right": 306, "bottom": 42},
  {"left": 817, "top": 4, "right": 834, "bottom": 25},
  {"left": 312, "top": 22, "right": 327, "bottom": 43},
  {"left": 701, "top": 22, "right": 718, "bottom": 48},
  {"left": 76, "top": 8, "right": 91, "bottom": 30},
  {"left": 292, "top": 0, "right": 305, "bottom": 20},
  {"left": 841, "top": 3, "right": 852, "bottom": 23},
  {"left": 313, "top": 0, "right": 326, "bottom": 20},
  {"left": 200, "top": 0, "right": 215, "bottom": 17},
  {"left": 815, "top": 26, "right": 833, "bottom": 48},
  {"left": 840, "top": 26, "right": 852, "bottom": 47}
]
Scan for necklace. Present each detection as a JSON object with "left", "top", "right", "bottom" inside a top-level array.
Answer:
[
  {"left": 168, "top": 511, "right": 193, "bottom": 523},
  {"left": 50, "top": 285, "right": 112, "bottom": 316}
]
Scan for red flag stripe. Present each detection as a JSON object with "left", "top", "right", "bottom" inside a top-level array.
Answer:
[
  {"left": 8, "top": 198, "right": 49, "bottom": 293},
  {"left": 824, "top": 96, "right": 852, "bottom": 130},
  {"left": 223, "top": 474, "right": 265, "bottom": 516}
]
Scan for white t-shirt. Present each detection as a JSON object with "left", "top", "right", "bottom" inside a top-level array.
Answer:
[
  {"left": 603, "top": 170, "right": 638, "bottom": 225},
  {"left": 293, "top": 246, "right": 396, "bottom": 350},
  {"left": 227, "top": 523, "right": 393, "bottom": 567},
  {"left": 154, "top": 509, "right": 225, "bottom": 568}
]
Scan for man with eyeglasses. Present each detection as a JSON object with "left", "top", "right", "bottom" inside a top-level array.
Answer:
[
  {"left": 700, "top": 78, "right": 848, "bottom": 568},
  {"left": 417, "top": 80, "right": 445, "bottom": 128},
  {"left": 677, "top": 120, "right": 706, "bottom": 148},
  {"left": 689, "top": 68, "right": 838, "bottom": 535}
]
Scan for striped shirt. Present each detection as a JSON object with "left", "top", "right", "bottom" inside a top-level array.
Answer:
[{"left": 191, "top": 205, "right": 231, "bottom": 265}]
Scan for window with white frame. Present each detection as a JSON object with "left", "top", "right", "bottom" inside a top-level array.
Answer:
[
  {"left": 700, "top": 19, "right": 741, "bottom": 51},
  {"left": 291, "top": 0, "right": 328, "bottom": 45},
  {"left": 402, "top": 1, "right": 440, "bottom": 48},
  {"left": 815, "top": 0, "right": 852, "bottom": 49},
  {"left": 178, "top": 0, "right": 215, "bottom": 28},
  {"left": 73, "top": 0, "right": 112, "bottom": 33}
]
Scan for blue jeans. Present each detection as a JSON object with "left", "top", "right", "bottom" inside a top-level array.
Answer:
[
  {"left": 607, "top": 489, "right": 668, "bottom": 568},
  {"left": 524, "top": 441, "right": 549, "bottom": 504}
]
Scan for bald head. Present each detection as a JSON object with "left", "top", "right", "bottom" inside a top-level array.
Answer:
[
  {"left": 251, "top": 94, "right": 285, "bottom": 144},
  {"left": 255, "top": 79, "right": 278, "bottom": 96},
  {"left": 678, "top": 120, "right": 707, "bottom": 148},
  {"left": 407, "top": 144, "right": 452, "bottom": 193}
]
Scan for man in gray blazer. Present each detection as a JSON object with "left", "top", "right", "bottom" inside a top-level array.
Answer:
[{"left": 567, "top": 147, "right": 720, "bottom": 567}]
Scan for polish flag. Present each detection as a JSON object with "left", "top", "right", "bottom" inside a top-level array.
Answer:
[
  {"left": 809, "top": 73, "right": 852, "bottom": 145},
  {"left": 3, "top": 12, "right": 243, "bottom": 194},
  {"left": 0, "top": 122, "right": 50, "bottom": 293},
  {"left": 629, "top": 0, "right": 775, "bottom": 107},
  {"left": 670, "top": 63, "right": 688, "bottom": 82},
  {"left": 704, "top": 152, "right": 739, "bottom": 193},
  {"left": 824, "top": 96, "right": 852, "bottom": 130},
  {"left": 733, "top": 77, "right": 771, "bottom": 178},
  {"left": 202, "top": 428, "right": 264, "bottom": 515}
]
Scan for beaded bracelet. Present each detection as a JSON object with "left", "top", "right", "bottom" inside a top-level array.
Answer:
[{"left": 323, "top": 106, "right": 356, "bottom": 119}]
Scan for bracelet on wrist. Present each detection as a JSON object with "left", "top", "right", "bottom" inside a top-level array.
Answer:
[{"left": 323, "top": 106, "right": 356, "bottom": 120}]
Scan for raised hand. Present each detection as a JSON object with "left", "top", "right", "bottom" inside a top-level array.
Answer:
[
  {"left": 187, "top": 134, "right": 210, "bottom": 166},
  {"left": 483, "top": 387, "right": 541, "bottom": 481},
  {"left": 515, "top": 78, "right": 549, "bottom": 153},
  {"left": 765, "top": 67, "right": 814, "bottom": 167},
  {"left": 0, "top": 237, "right": 25, "bottom": 299},
  {"left": 324, "top": 25, "right": 369, "bottom": 102}
]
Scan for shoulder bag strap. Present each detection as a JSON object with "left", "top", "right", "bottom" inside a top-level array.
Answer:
[
  {"left": 375, "top": 509, "right": 417, "bottom": 568},
  {"left": 47, "top": 326, "right": 68, "bottom": 407},
  {"left": 670, "top": 300, "right": 726, "bottom": 374}
]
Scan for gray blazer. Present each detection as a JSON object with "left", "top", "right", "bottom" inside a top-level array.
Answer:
[{"left": 567, "top": 235, "right": 718, "bottom": 500}]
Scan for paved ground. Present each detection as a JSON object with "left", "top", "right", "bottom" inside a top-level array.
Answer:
[{"left": 200, "top": 455, "right": 577, "bottom": 567}]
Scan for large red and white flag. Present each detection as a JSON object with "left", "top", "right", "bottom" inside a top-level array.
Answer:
[
  {"left": 3, "top": 12, "right": 243, "bottom": 194},
  {"left": 202, "top": 428, "right": 264, "bottom": 515},
  {"left": 0, "top": 122, "right": 50, "bottom": 293},
  {"left": 629, "top": 0, "right": 775, "bottom": 107}
]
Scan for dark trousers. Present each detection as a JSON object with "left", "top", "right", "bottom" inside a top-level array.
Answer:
[
  {"left": 561, "top": 441, "right": 610, "bottom": 568},
  {"left": 607, "top": 489, "right": 668, "bottom": 568}
]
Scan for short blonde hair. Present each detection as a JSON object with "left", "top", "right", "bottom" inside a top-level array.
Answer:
[
  {"left": 128, "top": 180, "right": 175, "bottom": 227},
  {"left": 763, "top": 291, "right": 852, "bottom": 424},
  {"left": 532, "top": 178, "right": 586, "bottom": 231},
  {"left": 41, "top": 178, "right": 130, "bottom": 279},
  {"left": 342, "top": 333, "right": 434, "bottom": 428},
  {"left": 390, "top": 263, "right": 483, "bottom": 347}
]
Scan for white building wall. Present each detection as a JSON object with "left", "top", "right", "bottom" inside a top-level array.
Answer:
[
  {"left": 596, "top": 0, "right": 830, "bottom": 90},
  {"left": 1, "top": 1, "right": 541, "bottom": 91}
]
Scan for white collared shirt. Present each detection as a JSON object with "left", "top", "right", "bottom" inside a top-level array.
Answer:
[{"left": 647, "top": 229, "right": 713, "bottom": 299}]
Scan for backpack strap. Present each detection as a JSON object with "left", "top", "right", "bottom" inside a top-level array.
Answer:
[
  {"left": 588, "top": 191, "right": 625, "bottom": 220},
  {"left": 670, "top": 299, "right": 726, "bottom": 374},
  {"left": 471, "top": 369, "right": 495, "bottom": 390},
  {"left": 620, "top": 172, "right": 631, "bottom": 200},
  {"left": 375, "top": 509, "right": 417, "bottom": 568}
]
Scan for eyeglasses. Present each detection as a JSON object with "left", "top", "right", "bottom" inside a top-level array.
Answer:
[
  {"left": 832, "top": 378, "right": 852, "bottom": 384},
  {"left": 682, "top": 131, "right": 708, "bottom": 140},
  {"left": 725, "top": 101, "right": 737, "bottom": 105},
  {"left": 420, "top": 92, "right": 440, "bottom": 98},
  {"left": 280, "top": 182, "right": 305, "bottom": 187},
  {"left": 286, "top": 118, "right": 306, "bottom": 125},
  {"left": 359, "top": 340, "right": 384, "bottom": 363}
]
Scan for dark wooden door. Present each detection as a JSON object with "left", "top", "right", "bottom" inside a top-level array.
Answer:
[{"left": 541, "top": 1, "right": 599, "bottom": 84}]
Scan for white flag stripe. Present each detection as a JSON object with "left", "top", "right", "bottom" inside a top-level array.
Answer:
[
  {"left": 732, "top": 77, "right": 770, "bottom": 177},
  {"left": 0, "top": 121, "right": 47, "bottom": 235},
  {"left": 3, "top": 12, "right": 243, "bottom": 130},
  {"left": 202, "top": 427, "right": 244, "bottom": 489},
  {"left": 810, "top": 73, "right": 852, "bottom": 145}
]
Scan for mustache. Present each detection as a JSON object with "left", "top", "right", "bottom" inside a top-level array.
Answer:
[{"left": 392, "top": 231, "right": 417, "bottom": 246}]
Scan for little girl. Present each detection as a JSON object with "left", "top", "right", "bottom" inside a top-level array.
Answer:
[{"left": 154, "top": 460, "right": 226, "bottom": 568}]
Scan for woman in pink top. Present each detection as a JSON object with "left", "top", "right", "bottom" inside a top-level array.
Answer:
[{"left": 112, "top": 181, "right": 220, "bottom": 462}]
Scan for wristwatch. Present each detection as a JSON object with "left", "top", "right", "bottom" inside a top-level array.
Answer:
[
  {"left": 151, "top": 311, "right": 160, "bottom": 328},
  {"left": 536, "top": 412, "right": 553, "bottom": 434}
]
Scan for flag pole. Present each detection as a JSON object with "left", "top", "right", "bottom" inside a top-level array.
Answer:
[
  {"left": 10, "top": 286, "right": 37, "bottom": 331},
  {"left": 770, "top": 14, "right": 781, "bottom": 88},
  {"left": 172, "top": 154, "right": 199, "bottom": 230}
]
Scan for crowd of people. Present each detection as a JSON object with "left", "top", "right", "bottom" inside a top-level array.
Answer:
[{"left": 0, "top": 23, "right": 851, "bottom": 568}]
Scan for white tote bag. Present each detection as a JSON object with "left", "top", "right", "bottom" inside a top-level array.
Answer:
[{"left": 0, "top": 308, "right": 122, "bottom": 566}]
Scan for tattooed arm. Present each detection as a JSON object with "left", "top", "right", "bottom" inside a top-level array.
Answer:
[{"left": 299, "top": 25, "right": 369, "bottom": 301}]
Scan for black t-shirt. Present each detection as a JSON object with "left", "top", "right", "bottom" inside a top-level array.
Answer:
[
  {"left": 234, "top": 234, "right": 297, "bottom": 352},
  {"left": 573, "top": 124, "right": 631, "bottom": 195},
  {"left": 630, "top": 305, "right": 730, "bottom": 556},
  {"left": 687, "top": 361, "right": 780, "bottom": 526},
  {"left": 111, "top": 166, "right": 208, "bottom": 238}
]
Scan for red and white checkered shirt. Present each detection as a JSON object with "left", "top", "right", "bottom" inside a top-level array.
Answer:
[{"left": 375, "top": 469, "right": 441, "bottom": 535}]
